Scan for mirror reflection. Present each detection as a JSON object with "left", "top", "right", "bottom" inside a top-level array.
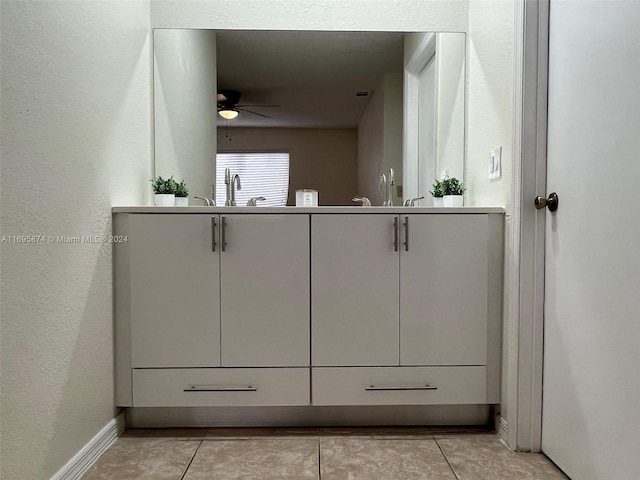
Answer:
[{"left": 154, "top": 30, "right": 465, "bottom": 206}]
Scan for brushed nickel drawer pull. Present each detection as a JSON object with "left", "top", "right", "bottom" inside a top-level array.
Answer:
[
  {"left": 393, "top": 216, "right": 399, "bottom": 251},
  {"left": 184, "top": 385, "right": 257, "bottom": 392},
  {"left": 221, "top": 216, "right": 227, "bottom": 251},
  {"left": 211, "top": 217, "right": 217, "bottom": 252},
  {"left": 365, "top": 384, "right": 438, "bottom": 391},
  {"left": 403, "top": 216, "right": 409, "bottom": 251}
]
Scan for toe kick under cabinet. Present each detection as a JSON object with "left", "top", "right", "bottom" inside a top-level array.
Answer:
[{"left": 114, "top": 208, "right": 503, "bottom": 409}]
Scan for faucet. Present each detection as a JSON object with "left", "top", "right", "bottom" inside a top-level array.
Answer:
[
  {"left": 379, "top": 168, "right": 395, "bottom": 206},
  {"left": 379, "top": 173, "right": 388, "bottom": 206},
  {"left": 352, "top": 196, "right": 372, "bottom": 207},
  {"left": 387, "top": 168, "right": 395, "bottom": 207},
  {"left": 194, "top": 196, "right": 213, "bottom": 206},
  {"left": 225, "top": 168, "right": 242, "bottom": 206},
  {"left": 403, "top": 196, "right": 424, "bottom": 207},
  {"left": 247, "top": 196, "right": 266, "bottom": 206}
]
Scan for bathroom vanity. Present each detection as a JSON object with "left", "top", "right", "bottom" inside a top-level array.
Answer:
[{"left": 113, "top": 207, "right": 504, "bottom": 420}]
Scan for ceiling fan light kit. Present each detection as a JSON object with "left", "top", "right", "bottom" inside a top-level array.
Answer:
[{"left": 218, "top": 109, "right": 239, "bottom": 120}]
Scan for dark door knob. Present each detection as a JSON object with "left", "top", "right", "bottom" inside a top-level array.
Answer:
[{"left": 534, "top": 192, "right": 559, "bottom": 212}]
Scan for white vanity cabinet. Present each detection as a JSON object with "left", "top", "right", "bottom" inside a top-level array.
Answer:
[
  {"left": 115, "top": 208, "right": 503, "bottom": 411},
  {"left": 115, "top": 212, "right": 311, "bottom": 407},
  {"left": 310, "top": 212, "right": 503, "bottom": 406},
  {"left": 312, "top": 213, "right": 499, "bottom": 366}
]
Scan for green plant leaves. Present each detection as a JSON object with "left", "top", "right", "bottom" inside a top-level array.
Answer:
[
  {"left": 150, "top": 176, "right": 179, "bottom": 195},
  {"left": 430, "top": 176, "right": 466, "bottom": 197}
]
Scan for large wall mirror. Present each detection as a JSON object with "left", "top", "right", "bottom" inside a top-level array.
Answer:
[{"left": 154, "top": 29, "right": 465, "bottom": 206}]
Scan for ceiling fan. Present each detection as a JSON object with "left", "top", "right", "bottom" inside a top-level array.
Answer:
[{"left": 217, "top": 89, "right": 279, "bottom": 120}]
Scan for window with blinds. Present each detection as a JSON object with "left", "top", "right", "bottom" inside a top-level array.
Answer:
[{"left": 216, "top": 152, "right": 290, "bottom": 207}]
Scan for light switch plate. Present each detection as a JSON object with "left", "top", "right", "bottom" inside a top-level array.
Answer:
[{"left": 489, "top": 146, "right": 502, "bottom": 180}]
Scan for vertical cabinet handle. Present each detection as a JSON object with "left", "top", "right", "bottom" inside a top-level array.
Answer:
[
  {"left": 403, "top": 217, "right": 409, "bottom": 251},
  {"left": 221, "top": 216, "right": 227, "bottom": 251},
  {"left": 211, "top": 217, "right": 217, "bottom": 252},
  {"left": 393, "top": 216, "right": 399, "bottom": 251}
]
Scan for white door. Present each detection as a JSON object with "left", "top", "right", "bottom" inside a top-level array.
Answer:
[
  {"left": 418, "top": 55, "right": 437, "bottom": 204},
  {"left": 541, "top": 2, "right": 640, "bottom": 479}
]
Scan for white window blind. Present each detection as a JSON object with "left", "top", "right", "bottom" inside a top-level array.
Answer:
[{"left": 216, "top": 152, "right": 290, "bottom": 207}]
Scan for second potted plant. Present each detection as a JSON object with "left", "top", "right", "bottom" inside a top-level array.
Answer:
[
  {"left": 441, "top": 176, "right": 466, "bottom": 207},
  {"left": 151, "top": 176, "right": 177, "bottom": 206},
  {"left": 174, "top": 180, "right": 189, "bottom": 207}
]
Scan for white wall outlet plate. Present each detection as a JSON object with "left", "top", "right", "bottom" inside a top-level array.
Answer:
[{"left": 489, "top": 146, "right": 502, "bottom": 180}]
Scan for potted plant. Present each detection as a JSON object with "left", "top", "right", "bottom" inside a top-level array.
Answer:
[
  {"left": 150, "top": 176, "right": 177, "bottom": 206},
  {"left": 441, "top": 176, "right": 466, "bottom": 207},
  {"left": 429, "top": 179, "right": 445, "bottom": 207},
  {"left": 174, "top": 180, "right": 189, "bottom": 207}
]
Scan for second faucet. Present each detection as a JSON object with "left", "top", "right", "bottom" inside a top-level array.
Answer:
[{"left": 224, "top": 168, "right": 242, "bottom": 206}]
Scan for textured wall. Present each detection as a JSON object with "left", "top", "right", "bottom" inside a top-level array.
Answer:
[
  {"left": 218, "top": 128, "right": 358, "bottom": 206},
  {"left": 0, "top": 1, "right": 151, "bottom": 479},
  {"left": 151, "top": 0, "right": 469, "bottom": 31},
  {"left": 464, "top": 0, "right": 515, "bottom": 427},
  {"left": 154, "top": 29, "right": 217, "bottom": 201},
  {"left": 464, "top": 0, "right": 514, "bottom": 209}
]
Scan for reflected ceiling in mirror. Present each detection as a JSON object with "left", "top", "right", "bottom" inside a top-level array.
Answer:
[{"left": 216, "top": 30, "right": 404, "bottom": 128}]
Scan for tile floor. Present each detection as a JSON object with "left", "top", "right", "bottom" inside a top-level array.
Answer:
[{"left": 81, "top": 427, "right": 569, "bottom": 479}]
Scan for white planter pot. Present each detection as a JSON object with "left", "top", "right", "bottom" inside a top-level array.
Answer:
[
  {"left": 433, "top": 197, "right": 444, "bottom": 207},
  {"left": 443, "top": 195, "right": 464, "bottom": 207},
  {"left": 174, "top": 196, "right": 189, "bottom": 207},
  {"left": 154, "top": 194, "right": 175, "bottom": 206}
]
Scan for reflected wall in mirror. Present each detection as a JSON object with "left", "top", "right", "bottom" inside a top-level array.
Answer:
[{"left": 154, "top": 30, "right": 465, "bottom": 206}]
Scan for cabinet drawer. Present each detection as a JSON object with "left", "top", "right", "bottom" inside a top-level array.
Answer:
[
  {"left": 312, "top": 367, "right": 486, "bottom": 406},
  {"left": 133, "top": 368, "right": 310, "bottom": 407}
]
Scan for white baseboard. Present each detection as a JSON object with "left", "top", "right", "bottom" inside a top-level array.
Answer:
[
  {"left": 50, "top": 412, "right": 125, "bottom": 480},
  {"left": 498, "top": 416, "right": 509, "bottom": 444}
]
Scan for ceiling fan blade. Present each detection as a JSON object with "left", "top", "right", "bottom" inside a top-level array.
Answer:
[
  {"left": 218, "top": 90, "right": 242, "bottom": 106},
  {"left": 236, "top": 104, "right": 281, "bottom": 108},
  {"left": 237, "top": 108, "right": 271, "bottom": 118}
]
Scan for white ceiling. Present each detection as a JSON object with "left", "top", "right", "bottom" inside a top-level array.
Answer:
[{"left": 215, "top": 30, "right": 404, "bottom": 128}]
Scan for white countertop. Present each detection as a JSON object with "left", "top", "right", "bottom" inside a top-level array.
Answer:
[{"left": 112, "top": 206, "right": 505, "bottom": 214}]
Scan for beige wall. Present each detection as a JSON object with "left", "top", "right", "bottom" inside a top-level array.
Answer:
[
  {"left": 218, "top": 128, "right": 358, "bottom": 206},
  {"left": 0, "top": 1, "right": 151, "bottom": 478},
  {"left": 464, "top": 0, "right": 515, "bottom": 426},
  {"left": 464, "top": 0, "right": 514, "bottom": 209}
]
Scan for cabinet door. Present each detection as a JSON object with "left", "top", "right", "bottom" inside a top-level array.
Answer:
[
  {"left": 312, "top": 214, "right": 400, "bottom": 366},
  {"left": 400, "top": 214, "right": 488, "bottom": 365},
  {"left": 129, "top": 214, "right": 220, "bottom": 367},
  {"left": 220, "top": 214, "right": 309, "bottom": 367}
]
